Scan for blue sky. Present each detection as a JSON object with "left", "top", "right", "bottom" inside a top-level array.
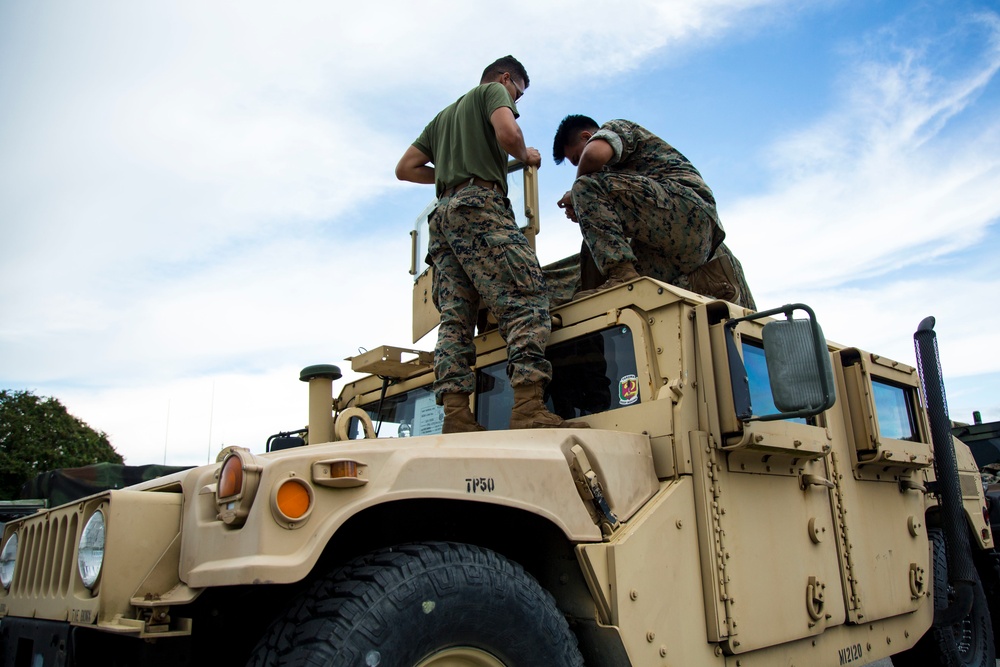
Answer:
[{"left": 2, "top": 0, "right": 999, "bottom": 465}]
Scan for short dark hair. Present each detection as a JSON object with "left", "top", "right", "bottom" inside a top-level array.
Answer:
[
  {"left": 552, "top": 114, "right": 600, "bottom": 164},
  {"left": 481, "top": 55, "right": 529, "bottom": 88}
]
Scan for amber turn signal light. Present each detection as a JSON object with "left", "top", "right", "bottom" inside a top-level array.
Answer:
[
  {"left": 277, "top": 479, "right": 311, "bottom": 519},
  {"left": 271, "top": 477, "right": 314, "bottom": 527}
]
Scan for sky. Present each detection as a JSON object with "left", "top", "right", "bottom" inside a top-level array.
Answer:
[{"left": 2, "top": 0, "right": 999, "bottom": 466}]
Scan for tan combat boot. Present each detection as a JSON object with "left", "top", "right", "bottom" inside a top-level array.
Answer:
[
  {"left": 573, "top": 261, "right": 640, "bottom": 300},
  {"left": 509, "top": 383, "right": 590, "bottom": 429},
  {"left": 441, "top": 393, "right": 487, "bottom": 434}
]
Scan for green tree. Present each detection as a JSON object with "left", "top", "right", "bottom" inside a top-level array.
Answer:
[{"left": 0, "top": 389, "right": 123, "bottom": 500}]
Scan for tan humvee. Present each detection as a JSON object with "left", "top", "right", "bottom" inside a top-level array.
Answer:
[{"left": 0, "top": 166, "right": 996, "bottom": 667}]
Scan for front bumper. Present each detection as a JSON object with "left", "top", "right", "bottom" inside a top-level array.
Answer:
[{"left": 0, "top": 617, "right": 70, "bottom": 667}]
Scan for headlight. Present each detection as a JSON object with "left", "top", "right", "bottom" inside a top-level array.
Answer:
[
  {"left": 216, "top": 448, "right": 262, "bottom": 527},
  {"left": 218, "top": 454, "right": 245, "bottom": 498},
  {"left": 0, "top": 533, "right": 18, "bottom": 590},
  {"left": 78, "top": 510, "right": 106, "bottom": 589}
]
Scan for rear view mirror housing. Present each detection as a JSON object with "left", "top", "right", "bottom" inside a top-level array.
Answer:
[{"left": 725, "top": 303, "right": 836, "bottom": 422}]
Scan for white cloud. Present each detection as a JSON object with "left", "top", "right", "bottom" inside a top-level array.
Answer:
[
  {"left": 57, "top": 366, "right": 309, "bottom": 467},
  {"left": 723, "top": 8, "right": 1000, "bottom": 382},
  {"left": 6, "top": 0, "right": 1000, "bottom": 464},
  {"left": 13, "top": 231, "right": 414, "bottom": 464},
  {"left": 731, "top": 40, "right": 1000, "bottom": 282},
  {"left": 1, "top": 0, "right": 797, "bottom": 354}
]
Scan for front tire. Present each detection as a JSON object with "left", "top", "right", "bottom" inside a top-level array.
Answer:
[
  {"left": 249, "top": 542, "right": 584, "bottom": 667},
  {"left": 892, "top": 528, "right": 996, "bottom": 667},
  {"left": 975, "top": 548, "right": 1000, "bottom": 657}
]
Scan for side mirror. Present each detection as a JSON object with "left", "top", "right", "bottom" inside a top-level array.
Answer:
[{"left": 725, "top": 303, "right": 836, "bottom": 422}]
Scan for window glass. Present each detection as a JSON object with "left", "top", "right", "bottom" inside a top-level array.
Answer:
[
  {"left": 743, "top": 342, "right": 778, "bottom": 417},
  {"left": 477, "top": 325, "right": 639, "bottom": 430},
  {"left": 357, "top": 324, "right": 637, "bottom": 436},
  {"left": 352, "top": 385, "right": 443, "bottom": 439},
  {"left": 872, "top": 378, "right": 917, "bottom": 441},
  {"left": 742, "top": 340, "right": 807, "bottom": 423}
]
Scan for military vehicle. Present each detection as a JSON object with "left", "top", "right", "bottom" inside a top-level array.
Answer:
[
  {"left": 950, "top": 413, "right": 1000, "bottom": 653},
  {"left": 1, "top": 165, "right": 996, "bottom": 667},
  {"left": 952, "top": 413, "right": 1000, "bottom": 546}
]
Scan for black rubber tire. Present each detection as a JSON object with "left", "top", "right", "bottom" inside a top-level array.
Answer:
[
  {"left": 248, "top": 542, "right": 585, "bottom": 667},
  {"left": 891, "top": 528, "right": 996, "bottom": 667},
  {"left": 976, "top": 550, "right": 1000, "bottom": 658}
]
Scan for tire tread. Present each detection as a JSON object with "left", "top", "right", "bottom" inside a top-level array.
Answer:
[{"left": 249, "top": 542, "right": 584, "bottom": 667}]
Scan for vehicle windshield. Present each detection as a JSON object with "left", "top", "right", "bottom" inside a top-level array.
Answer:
[
  {"left": 478, "top": 325, "right": 639, "bottom": 430},
  {"left": 354, "top": 325, "right": 638, "bottom": 437},
  {"left": 353, "top": 385, "right": 442, "bottom": 439}
]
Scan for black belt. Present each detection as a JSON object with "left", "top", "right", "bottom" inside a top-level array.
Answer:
[{"left": 441, "top": 177, "right": 501, "bottom": 198}]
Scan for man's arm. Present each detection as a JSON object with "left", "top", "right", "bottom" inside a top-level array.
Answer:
[
  {"left": 575, "top": 138, "right": 614, "bottom": 177},
  {"left": 558, "top": 137, "right": 614, "bottom": 223},
  {"left": 490, "top": 107, "right": 542, "bottom": 168},
  {"left": 395, "top": 145, "right": 435, "bottom": 184}
]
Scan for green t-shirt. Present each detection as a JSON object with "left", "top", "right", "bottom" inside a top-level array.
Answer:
[{"left": 413, "top": 82, "right": 516, "bottom": 197}]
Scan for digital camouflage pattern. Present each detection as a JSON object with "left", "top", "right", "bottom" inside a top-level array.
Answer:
[
  {"left": 541, "top": 253, "right": 583, "bottom": 308},
  {"left": 572, "top": 170, "right": 718, "bottom": 282},
  {"left": 570, "top": 119, "right": 755, "bottom": 309},
  {"left": 542, "top": 244, "right": 756, "bottom": 311},
  {"left": 588, "top": 120, "right": 718, "bottom": 205},
  {"left": 429, "top": 185, "right": 552, "bottom": 400}
]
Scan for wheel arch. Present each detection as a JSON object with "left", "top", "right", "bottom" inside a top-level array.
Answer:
[
  {"left": 181, "top": 498, "right": 621, "bottom": 665},
  {"left": 925, "top": 504, "right": 991, "bottom": 553},
  {"left": 311, "top": 497, "right": 598, "bottom": 613},
  {"left": 311, "top": 498, "right": 628, "bottom": 664}
]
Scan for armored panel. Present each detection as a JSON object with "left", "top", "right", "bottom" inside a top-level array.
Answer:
[{"left": 692, "top": 420, "right": 846, "bottom": 654}]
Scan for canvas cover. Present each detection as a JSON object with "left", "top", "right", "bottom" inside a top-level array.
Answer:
[{"left": 19, "top": 462, "right": 192, "bottom": 507}]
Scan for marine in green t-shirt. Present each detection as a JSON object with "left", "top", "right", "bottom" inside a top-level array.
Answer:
[
  {"left": 413, "top": 81, "right": 515, "bottom": 198},
  {"left": 395, "top": 56, "right": 585, "bottom": 433}
]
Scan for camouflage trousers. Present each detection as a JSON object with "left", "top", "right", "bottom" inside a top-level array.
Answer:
[
  {"left": 571, "top": 172, "right": 720, "bottom": 283},
  {"left": 428, "top": 185, "right": 553, "bottom": 401},
  {"left": 576, "top": 239, "right": 757, "bottom": 310}
]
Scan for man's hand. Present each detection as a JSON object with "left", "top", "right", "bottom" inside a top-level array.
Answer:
[
  {"left": 524, "top": 147, "right": 542, "bottom": 169},
  {"left": 557, "top": 191, "right": 578, "bottom": 222}
]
